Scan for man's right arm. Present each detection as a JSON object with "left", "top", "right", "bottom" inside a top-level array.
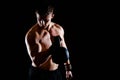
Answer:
[{"left": 25, "top": 32, "right": 50, "bottom": 67}]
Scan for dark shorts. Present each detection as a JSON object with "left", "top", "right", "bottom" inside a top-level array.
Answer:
[{"left": 28, "top": 65, "right": 65, "bottom": 80}]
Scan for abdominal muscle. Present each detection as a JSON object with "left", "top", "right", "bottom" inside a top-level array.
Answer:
[
  {"left": 40, "top": 55, "right": 59, "bottom": 71},
  {"left": 32, "top": 55, "right": 59, "bottom": 71}
]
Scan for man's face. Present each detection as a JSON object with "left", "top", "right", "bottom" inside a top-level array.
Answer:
[{"left": 36, "top": 12, "right": 54, "bottom": 27}]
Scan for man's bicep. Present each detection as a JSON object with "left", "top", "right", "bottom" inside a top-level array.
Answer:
[
  {"left": 59, "top": 27, "right": 67, "bottom": 48},
  {"left": 59, "top": 34, "right": 67, "bottom": 48}
]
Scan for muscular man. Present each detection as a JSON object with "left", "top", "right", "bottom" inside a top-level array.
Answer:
[{"left": 25, "top": 5, "right": 72, "bottom": 80}]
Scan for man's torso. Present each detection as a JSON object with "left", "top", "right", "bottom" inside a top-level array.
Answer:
[{"left": 26, "top": 22, "right": 61, "bottom": 71}]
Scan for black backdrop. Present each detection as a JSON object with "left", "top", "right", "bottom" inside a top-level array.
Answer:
[{"left": 1, "top": 0, "right": 114, "bottom": 80}]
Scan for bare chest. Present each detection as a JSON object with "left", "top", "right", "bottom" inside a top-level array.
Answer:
[{"left": 40, "top": 30, "right": 51, "bottom": 44}]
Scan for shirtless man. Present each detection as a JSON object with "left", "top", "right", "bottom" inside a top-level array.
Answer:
[{"left": 25, "top": 5, "right": 72, "bottom": 80}]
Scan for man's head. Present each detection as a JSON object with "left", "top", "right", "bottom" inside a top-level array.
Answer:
[{"left": 35, "top": 5, "right": 55, "bottom": 27}]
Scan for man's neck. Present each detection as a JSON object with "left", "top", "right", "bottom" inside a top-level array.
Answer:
[
  {"left": 45, "top": 23, "right": 53, "bottom": 31},
  {"left": 37, "top": 22, "right": 53, "bottom": 31}
]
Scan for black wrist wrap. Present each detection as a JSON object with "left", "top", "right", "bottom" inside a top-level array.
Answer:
[{"left": 65, "top": 64, "right": 72, "bottom": 71}]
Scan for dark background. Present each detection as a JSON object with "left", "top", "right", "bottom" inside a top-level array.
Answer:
[{"left": 1, "top": 0, "right": 116, "bottom": 80}]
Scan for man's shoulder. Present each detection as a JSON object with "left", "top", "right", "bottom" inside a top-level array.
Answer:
[
  {"left": 53, "top": 23, "right": 62, "bottom": 27},
  {"left": 25, "top": 23, "right": 38, "bottom": 37},
  {"left": 53, "top": 22, "right": 63, "bottom": 29},
  {"left": 52, "top": 22, "right": 64, "bottom": 34}
]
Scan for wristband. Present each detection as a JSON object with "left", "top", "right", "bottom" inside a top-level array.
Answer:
[{"left": 65, "top": 64, "right": 72, "bottom": 71}]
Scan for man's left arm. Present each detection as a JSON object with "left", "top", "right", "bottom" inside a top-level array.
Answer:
[{"left": 59, "top": 27, "right": 73, "bottom": 79}]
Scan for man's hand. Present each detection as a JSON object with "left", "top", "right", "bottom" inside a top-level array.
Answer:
[{"left": 66, "top": 70, "right": 73, "bottom": 80}]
